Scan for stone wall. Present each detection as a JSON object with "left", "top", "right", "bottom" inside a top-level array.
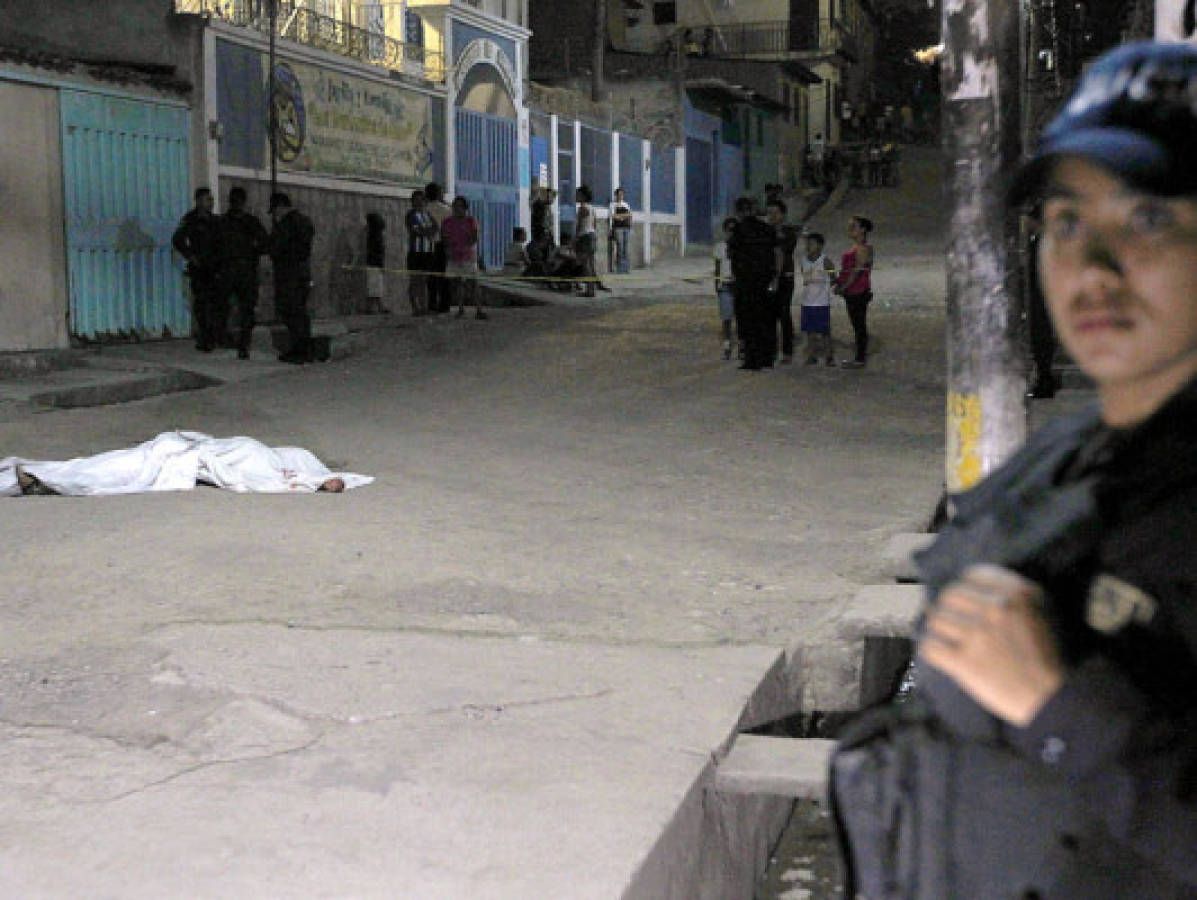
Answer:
[
  {"left": 651, "top": 223, "right": 682, "bottom": 262},
  {"left": 220, "top": 177, "right": 413, "bottom": 320}
]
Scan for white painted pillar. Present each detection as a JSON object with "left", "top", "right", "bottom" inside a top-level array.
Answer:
[
  {"left": 675, "top": 144, "right": 685, "bottom": 256},
  {"left": 443, "top": 25, "right": 456, "bottom": 198},
  {"left": 642, "top": 138, "right": 652, "bottom": 267},
  {"left": 518, "top": 107, "right": 531, "bottom": 234},
  {"left": 549, "top": 112, "right": 560, "bottom": 246},
  {"left": 610, "top": 130, "right": 620, "bottom": 202},
  {"left": 573, "top": 119, "right": 582, "bottom": 190}
]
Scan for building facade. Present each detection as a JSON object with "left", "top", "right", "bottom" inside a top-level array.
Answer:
[
  {"left": 0, "top": 0, "right": 203, "bottom": 350},
  {"left": 0, "top": 0, "right": 533, "bottom": 351}
]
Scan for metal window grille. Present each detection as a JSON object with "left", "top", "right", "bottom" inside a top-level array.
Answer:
[
  {"left": 617, "top": 134, "right": 643, "bottom": 210},
  {"left": 651, "top": 147, "right": 677, "bottom": 213},
  {"left": 579, "top": 125, "right": 612, "bottom": 204}
]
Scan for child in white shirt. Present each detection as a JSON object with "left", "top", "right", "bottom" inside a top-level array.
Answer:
[{"left": 798, "top": 232, "right": 837, "bottom": 365}]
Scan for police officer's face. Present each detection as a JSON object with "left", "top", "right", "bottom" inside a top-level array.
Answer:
[{"left": 1038, "top": 157, "right": 1197, "bottom": 421}]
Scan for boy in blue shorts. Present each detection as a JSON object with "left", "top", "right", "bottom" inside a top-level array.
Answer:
[{"left": 798, "top": 232, "right": 837, "bottom": 365}]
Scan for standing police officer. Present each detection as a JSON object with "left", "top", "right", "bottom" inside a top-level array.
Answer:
[
  {"left": 727, "top": 196, "right": 779, "bottom": 370},
  {"left": 834, "top": 41, "right": 1197, "bottom": 899},
  {"left": 268, "top": 192, "right": 316, "bottom": 364},
  {"left": 171, "top": 187, "right": 220, "bottom": 352},
  {"left": 215, "top": 186, "right": 268, "bottom": 360}
]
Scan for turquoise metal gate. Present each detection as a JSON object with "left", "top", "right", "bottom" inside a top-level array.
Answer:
[
  {"left": 455, "top": 107, "right": 518, "bottom": 270},
  {"left": 60, "top": 90, "right": 191, "bottom": 340}
]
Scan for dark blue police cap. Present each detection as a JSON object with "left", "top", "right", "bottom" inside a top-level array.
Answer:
[{"left": 1011, "top": 41, "right": 1197, "bottom": 205}]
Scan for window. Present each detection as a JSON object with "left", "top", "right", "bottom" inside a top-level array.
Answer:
[
  {"left": 653, "top": 2, "right": 677, "bottom": 25},
  {"left": 405, "top": 7, "right": 424, "bottom": 46}
]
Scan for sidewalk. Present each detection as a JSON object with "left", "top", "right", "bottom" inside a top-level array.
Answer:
[{"left": 0, "top": 257, "right": 716, "bottom": 422}]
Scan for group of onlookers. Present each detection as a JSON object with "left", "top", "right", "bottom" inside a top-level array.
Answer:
[
  {"left": 172, "top": 186, "right": 316, "bottom": 363},
  {"left": 402, "top": 183, "right": 487, "bottom": 320},
  {"left": 715, "top": 197, "right": 874, "bottom": 371}
]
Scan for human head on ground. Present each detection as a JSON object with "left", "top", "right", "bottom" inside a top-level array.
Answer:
[
  {"left": 512, "top": 226, "right": 527, "bottom": 243},
  {"left": 227, "top": 186, "right": 248, "bottom": 212},
  {"left": 424, "top": 182, "right": 443, "bottom": 203},
  {"left": 576, "top": 185, "right": 593, "bottom": 204},
  {"left": 194, "top": 187, "right": 214, "bottom": 214},
  {"left": 804, "top": 232, "right": 825, "bottom": 259},
  {"left": 319, "top": 477, "right": 345, "bottom": 493},
  {"left": 767, "top": 199, "right": 788, "bottom": 225},
  {"left": 722, "top": 216, "right": 737, "bottom": 238},
  {"left": 451, "top": 196, "right": 470, "bottom": 217},
  {"left": 849, "top": 215, "right": 873, "bottom": 242},
  {"left": 1012, "top": 40, "right": 1197, "bottom": 428}
]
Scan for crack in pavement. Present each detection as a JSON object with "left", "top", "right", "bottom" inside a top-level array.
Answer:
[
  {"left": 70, "top": 733, "right": 326, "bottom": 805},
  {"left": 145, "top": 616, "right": 772, "bottom": 650}
]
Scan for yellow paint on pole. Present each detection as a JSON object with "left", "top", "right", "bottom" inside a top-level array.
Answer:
[{"left": 946, "top": 391, "right": 983, "bottom": 492}]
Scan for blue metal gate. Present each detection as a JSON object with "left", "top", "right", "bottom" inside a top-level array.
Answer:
[
  {"left": 60, "top": 90, "right": 191, "bottom": 340},
  {"left": 685, "top": 137, "right": 714, "bottom": 244},
  {"left": 455, "top": 107, "right": 518, "bottom": 270},
  {"left": 530, "top": 135, "right": 550, "bottom": 190}
]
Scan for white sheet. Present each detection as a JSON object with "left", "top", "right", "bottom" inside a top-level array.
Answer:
[{"left": 0, "top": 431, "right": 373, "bottom": 497}]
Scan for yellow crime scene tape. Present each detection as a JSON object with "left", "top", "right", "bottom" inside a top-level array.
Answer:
[
  {"left": 340, "top": 264, "right": 707, "bottom": 284},
  {"left": 340, "top": 264, "right": 885, "bottom": 284}
]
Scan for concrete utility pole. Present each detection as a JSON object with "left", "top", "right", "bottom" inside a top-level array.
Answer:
[
  {"left": 592, "top": 0, "right": 607, "bottom": 102},
  {"left": 268, "top": 0, "right": 278, "bottom": 198},
  {"left": 941, "top": 0, "right": 1024, "bottom": 494},
  {"left": 1156, "top": 0, "right": 1196, "bottom": 41}
]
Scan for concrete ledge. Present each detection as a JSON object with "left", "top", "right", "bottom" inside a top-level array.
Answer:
[
  {"left": 28, "top": 370, "right": 221, "bottom": 410},
  {"left": 713, "top": 736, "right": 836, "bottom": 800},
  {"left": 881, "top": 532, "right": 935, "bottom": 583},
  {"left": 836, "top": 584, "right": 924, "bottom": 640},
  {"left": 0, "top": 350, "right": 76, "bottom": 375}
]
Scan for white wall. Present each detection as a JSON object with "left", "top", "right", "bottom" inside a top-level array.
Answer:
[{"left": 0, "top": 79, "right": 69, "bottom": 351}]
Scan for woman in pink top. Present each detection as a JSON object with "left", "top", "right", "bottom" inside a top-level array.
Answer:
[
  {"left": 833, "top": 215, "right": 874, "bottom": 368},
  {"left": 440, "top": 197, "right": 487, "bottom": 320}
]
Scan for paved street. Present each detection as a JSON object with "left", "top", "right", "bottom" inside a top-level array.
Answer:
[{"left": 0, "top": 150, "right": 950, "bottom": 897}]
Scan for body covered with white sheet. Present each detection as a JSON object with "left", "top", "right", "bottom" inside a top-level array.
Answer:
[{"left": 0, "top": 432, "right": 372, "bottom": 496}]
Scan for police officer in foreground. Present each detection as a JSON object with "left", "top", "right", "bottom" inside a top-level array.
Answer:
[
  {"left": 268, "top": 192, "right": 316, "bottom": 364},
  {"left": 215, "top": 186, "right": 268, "bottom": 359},
  {"left": 172, "top": 187, "right": 221, "bottom": 352},
  {"left": 833, "top": 42, "right": 1197, "bottom": 898}
]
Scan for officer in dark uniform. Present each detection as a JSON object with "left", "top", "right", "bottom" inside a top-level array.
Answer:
[
  {"left": 215, "top": 186, "right": 268, "bottom": 359},
  {"left": 268, "top": 192, "right": 316, "bottom": 364},
  {"left": 171, "top": 187, "right": 220, "bottom": 351},
  {"left": 833, "top": 42, "right": 1197, "bottom": 898},
  {"left": 727, "top": 195, "right": 779, "bottom": 371}
]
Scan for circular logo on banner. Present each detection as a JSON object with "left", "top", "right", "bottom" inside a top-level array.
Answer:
[{"left": 271, "top": 62, "right": 306, "bottom": 163}]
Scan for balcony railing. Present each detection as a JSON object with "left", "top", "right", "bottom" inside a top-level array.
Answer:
[
  {"left": 667, "top": 18, "right": 860, "bottom": 62},
  {"left": 175, "top": 0, "right": 444, "bottom": 81}
]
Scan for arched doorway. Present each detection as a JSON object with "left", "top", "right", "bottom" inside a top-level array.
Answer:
[{"left": 454, "top": 48, "right": 519, "bottom": 270}]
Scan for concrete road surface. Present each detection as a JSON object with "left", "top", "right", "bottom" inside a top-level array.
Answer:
[{"left": 0, "top": 149, "right": 949, "bottom": 898}]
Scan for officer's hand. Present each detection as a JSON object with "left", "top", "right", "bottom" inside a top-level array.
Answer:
[{"left": 918, "top": 564, "right": 1064, "bottom": 727}]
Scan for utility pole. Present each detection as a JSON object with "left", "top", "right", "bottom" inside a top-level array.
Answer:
[
  {"left": 591, "top": 0, "right": 606, "bottom": 102},
  {"left": 268, "top": 0, "right": 278, "bottom": 198},
  {"left": 941, "top": 0, "right": 1024, "bottom": 494},
  {"left": 1155, "top": 0, "right": 1196, "bottom": 40}
]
